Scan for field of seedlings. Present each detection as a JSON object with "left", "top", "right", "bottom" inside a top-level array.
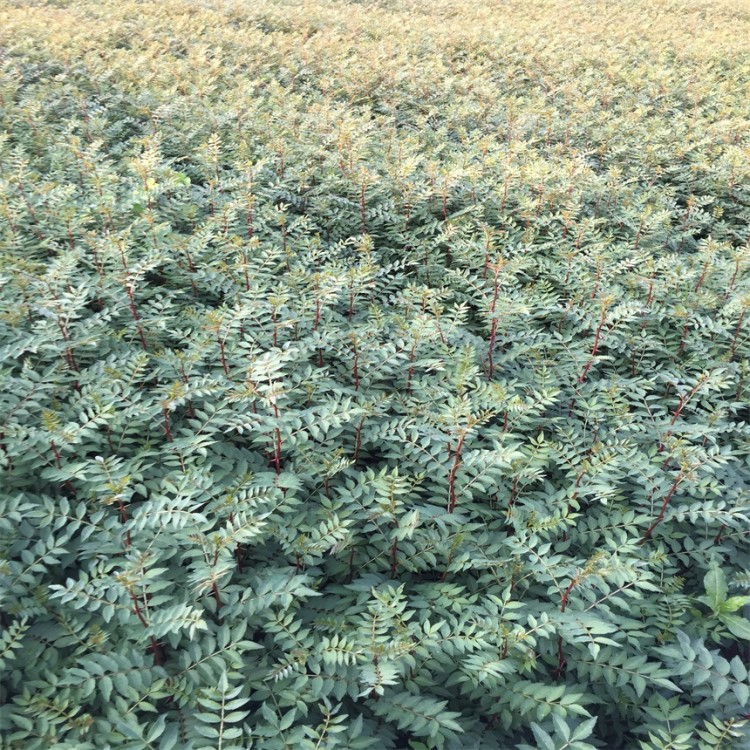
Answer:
[{"left": 1, "top": 0, "right": 750, "bottom": 748}]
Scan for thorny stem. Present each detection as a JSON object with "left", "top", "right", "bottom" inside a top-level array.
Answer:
[
  {"left": 128, "top": 590, "right": 162, "bottom": 665},
  {"left": 578, "top": 306, "right": 607, "bottom": 383},
  {"left": 447, "top": 433, "right": 466, "bottom": 513},
  {"left": 660, "top": 377, "right": 706, "bottom": 449},
  {"left": 50, "top": 440, "right": 62, "bottom": 469},
  {"left": 353, "top": 416, "right": 365, "bottom": 462},
  {"left": 640, "top": 472, "right": 685, "bottom": 543},
  {"left": 360, "top": 182, "right": 368, "bottom": 232},
  {"left": 554, "top": 575, "right": 580, "bottom": 678},
  {"left": 676, "top": 321, "right": 690, "bottom": 358},
  {"left": 406, "top": 340, "right": 417, "bottom": 393},
  {"left": 218, "top": 336, "right": 229, "bottom": 375},
  {"left": 211, "top": 581, "right": 222, "bottom": 611},
  {"left": 487, "top": 263, "right": 502, "bottom": 379},
  {"left": 125, "top": 282, "right": 149, "bottom": 351},
  {"left": 726, "top": 256, "right": 741, "bottom": 299},
  {"left": 118, "top": 499, "right": 132, "bottom": 548},
  {"left": 352, "top": 340, "right": 360, "bottom": 391},
  {"left": 714, "top": 524, "right": 726, "bottom": 545},
  {"left": 313, "top": 297, "right": 321, "bottom": 331},
  {"left": 694, "top": 258, "right": 710, "bottom": 293},
  {"left": 162, "top": 408, "right": 173, "bottom": 442},
  {"left": 272, "top": 402, "right": 282, "bottom": 475}
]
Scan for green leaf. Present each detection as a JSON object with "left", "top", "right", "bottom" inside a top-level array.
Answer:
[
  {"left": 571, "top": 717, "right": 598, "bottom": 742},
  {"left": 733, "top": 681, "right": 750, "bottom": 706},
  {"left": 703, "top": 565, "right": 728, "bottom": 612},
  {"left": 719, "top": 596, "right": 750, "bottom": 614},
  {"left": 531, "top": 723, "right": 556, "bottom": 750},
  {"left": 721, "top": 614, "right": 750, "bottom": 640}
]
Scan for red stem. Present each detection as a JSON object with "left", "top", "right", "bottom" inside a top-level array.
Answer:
[
  {"left": 726, "top": 257, "right": 740, "bottom": 299},
  {"left": 406, "top": 342, "right": 417, "bottom": 392},
  {"left": 560, "top": 576, "right": 578, "bottom": 612},
  {"left": 129, "top": 591, "right": 162, "bottom": 665},
  {"left": 218, "top": 337, "right": 229, "bottom": 375},
  {"left": 313, "top": 297, "right": 321, "bottom": 331},
  {"left": 50, "top": 440, "right": 62, "bottom": 468},
  {"left": 447, "top": 434, "right": 466, "bottom": 513},
  {"left": 272, "top": 403, "right": 282, "bottom": 475},
  {"left": 640, "top": 473, "right": 684, "bottom": 543},
  {"left": 360, "top": 183, "right": 368, "bottom": 232},
  {"left": 676, "top": 322, "right": 690, "bottom": 358},
  {"left": 211, "top": 581, "right": 222, "bottom": 611},
  {"left": 163, "top": 408, "right": 173, "bottom": 442},
  {"left": 353, "top": 417, "right": 365, "bottom": 462},
  {"left": 118, "top": 500, "right": 132, "bottom": 548},
  {"left": 694, "top": 260, "right": 709, "bottom": 292},
  {"left": 352, "top": 344, "right": 360, "bottom": 391},
  {"left": 578, "top": 310, "right": 606, "bottom": 383},
  {"left": 487, "top": 266, "right": 501, "bottom": 379},
  {"left": 125, "top": 284, "right": 148, "bottom": 351},
  {"left": 243, "top": 252, "right": 250, "bottom": 291}
]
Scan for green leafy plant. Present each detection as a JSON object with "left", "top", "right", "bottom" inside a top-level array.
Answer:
[{"left": 0, "top": 0, "right": 749, "bottom": 748}]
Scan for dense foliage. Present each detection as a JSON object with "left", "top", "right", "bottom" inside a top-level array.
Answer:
[{"left": 1, "top": 0, "right": 750, "bottom": 747}]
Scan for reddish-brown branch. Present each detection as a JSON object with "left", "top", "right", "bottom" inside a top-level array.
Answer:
[
  {"left": 125, "top": 284, "right": 148, "bottom": 351},
  {"left": 313, "top": 297, "right": 321, "bottom": 331},
  {"left": 509, "top": 476, "right": 519, "bottom": 508},
  {"left": 676, "top": 322, "right": 690, "bottom": 358},
  {"left": 162, "top": 408, "right": 173, "bottom": 442},
  {"left": 211, "top": 581, "right": 222, "bottom": 611},
  {"left": 353, "top": 417, "right": 365, "bottom": 462},
  {"left": 730, "top": 308, "right": 746, "bottom": 362},
  {"left": 179, "top": 365, "right": 195, "bottom": 418},
  {"left": 218, "top": 337, "right": 228, "bottom": 375},
  {"left": 406, "top": 342, "right": 417, "bottom": 392},
  {"left": 352, "top": 342, "right": 360, "bottom": 391},
  {"left": 447, "top": 434, "right": 466, "bottom": 513},
  {"left": 242, "top": 252, "right": 250, "bottom": 291},
  {"left": 487, "top": 265, "right": 501, "bottom": 379},
  {"left": 118, "top": 500, "right": 132, "bottom": 548},
  {"left": 271, "top": 402, "right": 283, "bottom": 475},
  {"left": 50, "top": 440, "right": 62, "bottom": 469},
  {"left": 694, "top": 259, "right": 710, "bottom": 293},
  {"left": 634, "top": 217, "right": 645, "bottom": 250},
  {"left": 500, "top": 180, "right": 509, "bottom": 212},
  {"left": 726, "top": 257, "right": 741, "bottom": 299},
  {"left": 641, "top": 472, "right": 684, "bottom": 543},
  {"left": 560, "top": 576, "right": 578, "bottom": 613},
  {"left": 56, "top": 319, "right": 79, "bottom": 371},
  {"left": 578, "top": 309, "right": 607, "bottom": 384},
  {"left": 360, "top": 183, "right": 368, "bottom": 232},
  {"left": 660, "top": 379, "right": 704, "bottom": 449},
  {"left": 554, "top": 636, "right": 567, "bottom": 678},
  {"left": 128, "top": 591, "right": 162, "bottom": 664}
]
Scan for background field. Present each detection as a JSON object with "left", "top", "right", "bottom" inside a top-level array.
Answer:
[{"left": 1, "top": 1, "right": 750, "bottom": 748}]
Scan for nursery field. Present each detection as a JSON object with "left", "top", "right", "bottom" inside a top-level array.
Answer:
[{"left": 1, "top": 0, "right": 750, "bottom": 748}]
